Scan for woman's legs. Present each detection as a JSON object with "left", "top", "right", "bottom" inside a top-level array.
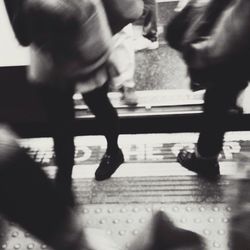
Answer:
[
  {"left": 82, "top": 84, "right": 124, "bottom": 180},
  {"left": 83, "top": 84, "right": 119, "bottom": 153}
]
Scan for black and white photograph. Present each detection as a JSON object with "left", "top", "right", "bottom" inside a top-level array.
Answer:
[{"left": 0, "top": 0, "right": 250, "bottom": 249}]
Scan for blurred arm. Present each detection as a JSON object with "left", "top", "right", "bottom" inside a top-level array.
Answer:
[{"left": 185, "top": 0, "right": 250, "bottom": 70}]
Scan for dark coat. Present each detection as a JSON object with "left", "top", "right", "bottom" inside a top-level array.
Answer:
[
  {"left": 166, "top": 0, "right": 250, "bottom": 87},
  {"left": 5, "top": 0, "right": 112, "bottom": 84}
]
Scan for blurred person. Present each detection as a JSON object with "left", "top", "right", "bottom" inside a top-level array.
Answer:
[
  {"left": 166, "top": 0, "right": 250, "bottom": 179},
  {"left": 26, "top": 0, "right": 123, "bottom": 205},
  {"left": 0, "top": 125, "right": 118, "bottom": 250},
  {"left": 4, "top": 0, "right": 143, "bottom": 205},
  {"left": 110, "top": 24, "right": 138, "bottom": 106},
  {"left": 134, "top": 0, "right": 159, "bottom": 51}
]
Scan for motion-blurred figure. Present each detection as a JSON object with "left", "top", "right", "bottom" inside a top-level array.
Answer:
[
  {"left": 0, "top": 125, "right": 118, "bottom": 250},
  {"left": 166, "top": 0, "right": 250, "bottom": 179},
  {"left": 28, "top": 0, "right": 122, "bottom": 203},
  {"left": 4, "top": 0, "right": 143, "bottom": 205},
  {"left": 129, "top": 211, "right": 206, "bottom": 250}
]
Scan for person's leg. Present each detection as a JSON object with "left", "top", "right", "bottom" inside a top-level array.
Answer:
[
  {"left": 178, "top": 81, "right": 247, "bottom": 178},
  {"left": 36, "top": 84, "right": 75, "bottom": 205},
  {"left": 143, "top": 0, "right": 158, "bottom": 42},
  {"left": 110, "top": 24, "right": 138, "bottom": 106},
  {"left": 134, "top": 0, "right": 159, "bottom": 51},
  {"left": 82, "top": 84, "right": 124, "bottom": 181},
  {"left": 198, "top": 84, "right": 245, "bottom": 157},
  {"left": 128, "top": 211, "right": 206, "bottom": 250}
]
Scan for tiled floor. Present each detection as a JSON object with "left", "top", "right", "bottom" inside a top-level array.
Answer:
[{"left": 2, "top": 132, "right": 250, "bottom": 249}]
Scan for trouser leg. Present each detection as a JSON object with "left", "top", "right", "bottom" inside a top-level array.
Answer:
[
  {"left": 197, "top": 82, "right": 247, "bottom": 157},
  {"left": 35, "top": 84, "right": 75, "bottom": 205},
  {"left": 82, "top": 84, "right": 120, "bottom": 153},
  {"left": 143, "top": 0, "right": 158, "bottom": 41}
]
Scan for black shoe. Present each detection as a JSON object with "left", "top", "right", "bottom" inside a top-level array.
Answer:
[
  {"left": 177, "top": 149, "right": 220, "bottom": 179},
  {"left": 95, "top": 149, "right": 124, "bottom": 181}
]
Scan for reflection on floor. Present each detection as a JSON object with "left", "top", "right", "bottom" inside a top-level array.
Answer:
[{"left": 1, "top": 132, "right": 250, "bottom": 249}]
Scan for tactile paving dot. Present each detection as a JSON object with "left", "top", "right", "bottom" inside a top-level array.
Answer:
[
  {"left": 217, "top": 229, "right": 226, "bottom": 236},
  {"left": 139, "top": 218, "right": 146, "bottom": 223},
  {"left": 213, "top": 207, "right": 220, "bottom": 212},
  {"left": 11, "top": 232, "right": 18, "bottom": 238},
  {"left": 126, "top": 219, "right": 133, "bottom": 224},
  {"left": 199, "top": 206, "right": 206, "bottom": 212},
  {"left": 120, "top": 208, "right": 127, "bottom": 213},
  {"left": 172, "top": 206, "right": 179, "bottom": 212},
  {"left": 203, "top": 229, "right": 211, "bottom": 236},
  {"left": 180, "top": 217, "right": 188, "bottom": 223},
  {"left": 106, "top": 230, "right": 112, "bottom": 235},
  {"left": 14, "top": 243, "right": 21, "bottom": 249},
  {"left": 208, "top": 217, "right": 215, "bottom": 223},
  {"left": 193, "top": 218, "right": 201, "bottom": 223},
  {"left": 112, "top": 219, "right": 120, "bottom": 224},
  {"left": 213, "top": 242, "right": 221, "bottom": 248},
  {"left": 99, "top": 219, "right": 106, "bottom": 224},
  {"left": 27, "top": 243, "right": 34, "bottom": 249}
]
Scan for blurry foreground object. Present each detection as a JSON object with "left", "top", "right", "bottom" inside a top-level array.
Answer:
[
  {"left": 0, "top": 124, "right": 119, "bottom": 250},
  {"left": 165, "top": 0, "right": 250, "bottom": 178},
  {"left": 128, "top": 211, "right": 206, "bottom": 250},
  {"left": 166, "top": 0, "right": 250, "bottom": 89},
  {"left": 0, "top": 124, "right": 81, "bottom": 250},
  {"left": 229, "top": 206, "right": 250, "bottom": 250}
]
